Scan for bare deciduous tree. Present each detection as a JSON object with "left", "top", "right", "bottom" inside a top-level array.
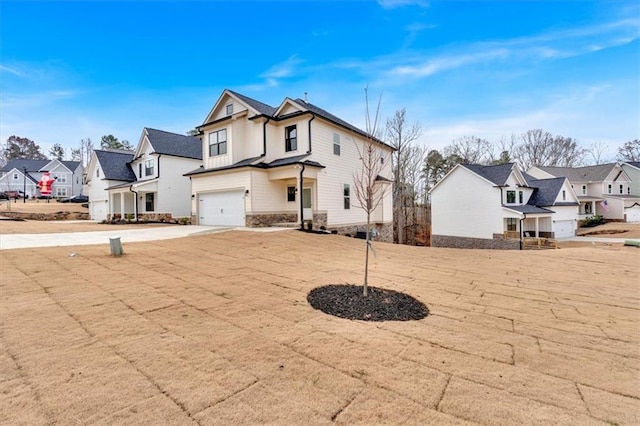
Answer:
[
  {"left": 514, "top": 129, "right": 585, "bottom": 169},
  {"left": 352, "top": 89, "right": 389, "bottom": 296},
  {"left": 386, "top": 108, "right": 422, "bottom": 244},
  {"left": 71, "top": 138, "right": 94, "bottom": 167},
  {"left": 617, "top": 139, "right": 640, "bottom": 162},
  {"left": 586, "top": 141, "right": 611, "bottom": 165},
  {"left": 444, "top": 136, "right": 493, "bottom": 164}
]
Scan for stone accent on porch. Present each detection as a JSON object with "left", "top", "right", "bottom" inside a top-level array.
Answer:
[
  {"left": 327, "top": 222, "right": 393, "bottom": 243},
  {"left": 245, "top": 212, "right": 298, "bottom": 227}
]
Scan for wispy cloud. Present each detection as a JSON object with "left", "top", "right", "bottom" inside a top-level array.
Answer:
[
  {"left": 378, "top": 0, "right": 429, "bottom": 10},
  {"left": 0, "top": 65, "right": 24, "bottom": 77}
]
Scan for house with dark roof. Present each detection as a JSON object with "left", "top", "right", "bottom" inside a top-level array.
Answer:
[
  {"left": 429, "top": 163, "right": 579, "bottom": 249},
  {"left": 528, "top": 163, "right": 640, "bottom": 223},
  {"left": 85, "top": 128, "right": 202, "bottom": 221},
  {"left": 184, "top": 89, "right": 394, "bottom": 239},
  {"left": 0, "top": 159, "right": 83, "bottom": 198},
  {"left": 85, "top": 149, "right": 135, "bottom": 221},
  {"left": 620, "top": 162, "right": 640, "bottom": 222}
]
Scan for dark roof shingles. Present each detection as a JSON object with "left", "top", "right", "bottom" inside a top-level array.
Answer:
[
  {"left": 146, "top": 128, "right": 202, "bottom": 160},
  {"left": 95, "top": 150, "right": 136, "bottom": 181}
]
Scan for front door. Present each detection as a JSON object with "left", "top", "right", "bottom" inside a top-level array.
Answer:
[{"left": 302, "top": 188, "right": 312, "bottom": 221}]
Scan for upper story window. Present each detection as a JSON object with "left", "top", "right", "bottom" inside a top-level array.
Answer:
[
  {"left": 285, "top": 125, "right": 297, "bottom": 152},
  {"left": 53, "top": 173, "right": 67, "bottom": 183},
  {"left": 139, "top": 163, "right": 142, "bottom": 177},
  {"left": 97, "top": 168, "right": 100, "bottom": 178},
  {"left": 209, "top": 129, "right": 227, "bottom": 156},
  {"left": 582, "top": 185, "right": 586, "bottom": 195},
  {"left": 343, "top": 184, "right": 351, "bottom": 209},
  {"left": 518, "top": 191, "right": 523, "bottom": 204},
  {"left": 333, "top": 133, "right": 341, "bottom": 155},
  {"left": 226, "top": 104, "right": 233, "bottom": 115},
  {"left": 506, "top": 190, "right": 516, "bottom": 204},
  {"left": 607, "top": 184, "right": 612, "bottom": 194},
  {"left": 619, "top": 184, "right": 624, "bottom": 194},
  {"left": 145, "top": 159, "right": 154, "bottom": 176},
  {"left": 562, "top": 190, "right": 566, "bottom": 201},
  {"left": 12, "top": 173, "right": 18, "bottom": 180}
]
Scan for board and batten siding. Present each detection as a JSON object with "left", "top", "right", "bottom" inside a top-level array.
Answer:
[{"left": 431, "top": 167, "right": 505, "bottom": 239}]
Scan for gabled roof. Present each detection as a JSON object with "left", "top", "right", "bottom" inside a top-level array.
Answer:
[
  {"left": 462, "top": 163, "right": 516, "bottom": 186},
  {"left": 144, "top": 128, "right": 202, "bottom": 160},
  {"left": 227, "top": 90, "right": 277, "bottom": 116},
  {"left": 623, "top": 161, "right": 640, "bottom": 171},
  {"left": 536, "top": 163, "right": 620, "bottom": 182},
  {"left": 94, "top": 150, "right": 136, "bottom": 182},
  {"left": 1, "top": 159, "right": 81, "bottom": 173},
  {"left": 0, "top": 167, "right": 39, "bottom": 183},
  {"left": 526, "top": 177, "right": 570, "bottom": 207}
]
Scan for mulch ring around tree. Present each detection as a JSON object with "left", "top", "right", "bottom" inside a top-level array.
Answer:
[{"left": 307, "top": 284, "right": 429, "bottom": 322}]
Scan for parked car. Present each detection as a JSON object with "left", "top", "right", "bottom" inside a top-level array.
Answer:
[
  {"left": 0, "top": 192, "right": 9, "bottom": 200},
  {"left": 4, "top": 190, "right": 26, "bottom": 199},
  {"left": 57, "top": 195, "right": 89, "bottom": 203}
]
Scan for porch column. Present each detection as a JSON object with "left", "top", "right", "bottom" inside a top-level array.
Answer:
[
  {"left": 535, "top": 217, "right": 539, "bottom": 237},
  {"left": 120, "top": 192, "right": 125, "bottom": 218},
  {"left": 109, "top": 193, "right": 113, "bottom": 219},
  {"left": 591, "top": 201, "right": 596, "bottom": 215}
]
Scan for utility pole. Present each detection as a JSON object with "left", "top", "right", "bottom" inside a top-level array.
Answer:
[{"left": 23, "top": 166, "right": 27, "bottom": 203}]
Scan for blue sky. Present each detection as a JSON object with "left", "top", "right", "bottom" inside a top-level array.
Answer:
[{"left": 1, "top": 0, "right": 638, "bottom": 162}]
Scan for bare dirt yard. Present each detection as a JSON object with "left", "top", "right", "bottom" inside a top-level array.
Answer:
[
  {"left": 576, "top": 222, "right": 640, "bottom": 239},
  {"left": 1, "top": 230, "right": 638, "bottom": 425}
]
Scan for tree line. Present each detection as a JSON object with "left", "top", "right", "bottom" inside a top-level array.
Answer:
[{"left": 0, "top": 135, "right": 134, "bottom": 167}]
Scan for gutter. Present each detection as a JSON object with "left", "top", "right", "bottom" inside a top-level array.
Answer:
[
  {"left": 299, "top": 163, "right": 306, "bottom": 230},
  {"left": 262, "top": 117, "right": 270, "bottom": 157},
  {"left": 307, "top": 113, "right": 315, "bottom": 154}
]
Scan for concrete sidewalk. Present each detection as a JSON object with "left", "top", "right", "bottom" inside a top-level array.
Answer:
[{"left": 0, "top": 225, "right": 230, "bottom": 250}]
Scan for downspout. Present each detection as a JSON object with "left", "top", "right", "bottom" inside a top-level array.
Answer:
[
  {"left": 129, "top": 185, "right": 139, "bottom": 222},
  {"left": 307, "top": 113, "right": 315, "bottom": 154},
  {"left": 157, "top": 154, "right": 161, "bottom": 179},
  {"left": 299, "top": 163, "right": 306, "bottom": 230},
  {"left": 262, "top": 117, "right": 270, "bottom": 157},
  {"left": 519, "top": 213, "right": 526, "bottom": 251}
]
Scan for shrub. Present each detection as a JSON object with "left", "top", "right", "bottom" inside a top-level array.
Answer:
[{"left": 582, "top": 214, "right": 604, "bottom": 227}]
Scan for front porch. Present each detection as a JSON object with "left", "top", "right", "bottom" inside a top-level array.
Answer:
[{"left": 106, "top": 180, "right": 176, "bottom": 223}]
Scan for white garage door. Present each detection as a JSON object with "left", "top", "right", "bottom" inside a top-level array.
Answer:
[
  {"left": 625, "top": 206, "right": 640, "bottom": 223},
  {"left": 199, "top": 191, "right": 245, "bottom": 226},
  {"left": 554, "top": 220, "right": 575, "bottom": 238}
]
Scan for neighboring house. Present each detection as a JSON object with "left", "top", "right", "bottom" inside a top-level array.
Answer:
[
  {"left": 85, "top": 149, "right": 135, "bottom": 221},
  {"left": 527, "top": 163, "right": 640, "bottom": 223},
  {"left": 0, "top": 159, "right": 83, "bottom": 198},
  {"left": 430, "top": 163, "right": 579, "bottom": 249},
  {"left": 101, "top": 128, "right": 202, "bottom": 221},
  {"left": 184, "top": 89, "right": 394, "bottom": 239},
  {"left": 620, "top": 162, "right": 640, "bottom": 222}
]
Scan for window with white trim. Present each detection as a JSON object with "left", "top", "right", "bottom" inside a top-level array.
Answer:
[
  {"left": 582, "top": 185, "right": 586, "bottom": 195},
  {"left": 562, "top": 190, "right": 566, "bottom": 201},
  {"left": 343, "top": 184, "right": 350, "bottom": 209},
  {"left": 607, "top": 184, "right": 612, "bottom": 194},
  {"left": 226, "top": 104, "right": 233, "bottom": 115},
  {"left": 333, "top": 132, "right": 340, "bottom": 155},
  {"left": 287, "top": 186, "right": 296, "bottom": 202},
  {"left": 53, "top": 173, "right": 67, "bottom": 183},
  {"left": 209, "top": 129, "right": 227, "bottom": 156},
  {"left": 145, "top": 160, "right": 154, "bottom": 176},
  {"left": 56, "top": 187, "right": 68, "bottom": 197},
  {"left": 285, "top": 125, "right": 297, "bottom": 152},
  {"left": 506, "top": 190, "right": 516, "bottom": 204},
  {"left": 518, "top": 191, "right": 523, "bottom": 204},
  {"left": 619, "top": 184, "right": 624, "bottom": 194},
  {"left": 506, "top": 218, "right": 517, "bottom": 232},
  {"left": 12, "top": 173, "right": 18, "bottom": 180}
]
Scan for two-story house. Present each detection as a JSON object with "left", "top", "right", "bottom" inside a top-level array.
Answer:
[
  {"left": 85, "top": 149, "right": 136, "bottom": 221},
  {"left": 95, "top": 128, "right": 201, "bottom": 221},
  {"left": 0, "top": 159, "right": 83, "bottom": 198},
  {"left": 184, "top": 90, "right": 394, "bottom": 240},
  {"left": 430, "top": 163, "right": 579, "bottom": 249},
  {"left": 527, "top": 163, "right": 640, "bottom": 222},
  {"left": 620, "top": 162, "right": 640, "bottom": 222}
]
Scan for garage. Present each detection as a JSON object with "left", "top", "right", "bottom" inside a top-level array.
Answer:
[
  {"left": 625, "top": 205, "right": 640, "bottom": 223},
  {"left": 198, "top": 190, "right": 245, "bottom": 226},
  {"left": 553, "top": 220, "right": 575, "bottom": 238}
]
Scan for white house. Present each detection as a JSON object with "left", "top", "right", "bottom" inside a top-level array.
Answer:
[
  {"left": 85, "top": 149, "right": 136, "bottom": 221},
  {"left": 102, "top": 128, "right": 202, "bottom": 221},
  {"left": 184, "top": 90, "right": 395, "bottom": 240},
  {"left": 430, "top": 163, "right": 579, "bottom": 249},
  {"left": 0, "top": 159, "right": 83, "bottom": 198},
  {"left": 528, "top": 163, "right": 640, "bottom": 223},
  {"left": 620, "top": 162, "right": 640, "bottom": 222}
]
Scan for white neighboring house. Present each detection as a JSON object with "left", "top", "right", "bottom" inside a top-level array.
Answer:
[
  {"left": 102, "top": 128, "right": 202, "bottom": 221},
  {"left": 85, "top": 149, "right": 135, "bottom": 221},
  {"left": 620, "top": 162, "right": 640, "bottom": 222},
  {"left": 184, "top": 89, "right": 395, "bottom": 240},
  {"left": 430, "top": 163, "right": 579, "bottom": 249},
  {"left": 0, "top": 159, "right": 83, "bottom": 198},
  {"left": 527, "top": 163, "right": 640, "bottom": 223}
]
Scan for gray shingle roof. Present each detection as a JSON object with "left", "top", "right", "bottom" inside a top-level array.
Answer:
[
  {"left": 462, "top": 163, "right": 515, "bottom": 186},
  {"left": 526, "top": 177, "right": 565, "bottom": 207},
  {"left": 506, "top": 205, "right": 555, "bottom": 214},
  {"left": 1, "top": 159, "right": 81, "bottom": 173},
  {"left": 624, "top": 161, "right": 640, "bottom": 169},
  {"left": 537, "top": 164, "right": 617, "bottom": 182},
  {"left": 94, "top": 150, "right": 136, "bottom": 182},
  {"left": 145, "top": 128, "right": 202, "bottom": 160},
  {"left": 184, "top": 154, "right": 325, "bottom": 177},
  {"left": 227, "top": 90, "right": 277, "bottom": 116}
]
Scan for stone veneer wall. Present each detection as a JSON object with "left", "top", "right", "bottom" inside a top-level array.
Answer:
[
  {"left": 107, "top": 213, "right": 186, "bottom": 223},
  {"left": 312, "top": 213, "right": 328, "bottom": 228},
  {"left": 432, "top": 234, "right": 520, "bottom": 250},
  {"left": 1, "top": 211, "right": 90, "bottom": 221},
  {"left": 328, "top": 222, "right": 393, "bottom": 243},
  {"left": 245, "top": 213, "right": 298, "bottom": 227}
]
